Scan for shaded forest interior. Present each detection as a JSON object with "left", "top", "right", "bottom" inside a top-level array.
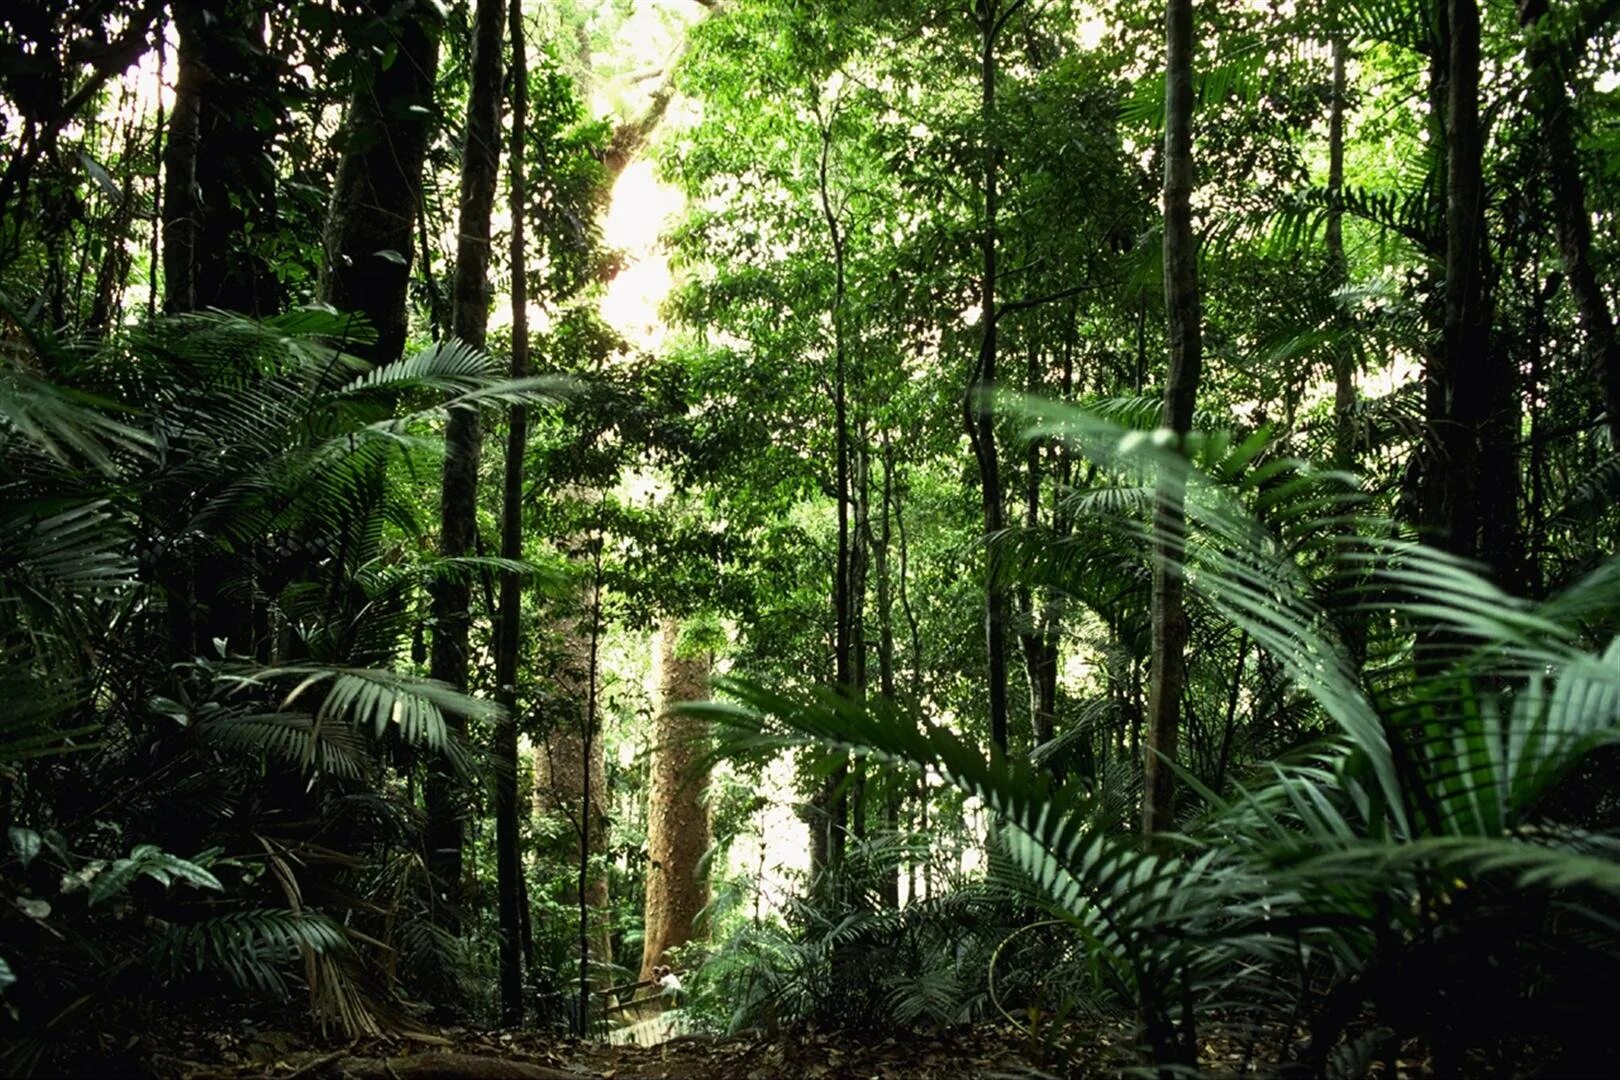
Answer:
[{"left": 5, "top": 0, "right": 1620, "bottom": 1075}]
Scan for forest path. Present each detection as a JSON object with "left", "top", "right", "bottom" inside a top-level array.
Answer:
[{"left": 148, "top": 1022, "right": 1085, "bottom": 1079}]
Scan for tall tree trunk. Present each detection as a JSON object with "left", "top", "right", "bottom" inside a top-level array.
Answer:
[
  {"left": 640, "top": 618, "right": 713, "bottom": 981},
  {"left": 1327, "top": 35, "right": 1355, "bottom": 472},
  {"left": 968, "top": 0, "right": 1014, "bottom": 754},
  {"left": 1420, "top": 0, "right": 1506, "bottom": 576},
  {"left": 1520, "top": 0, "right": 1620, "bottom": 450},
  {"left": 1017, "top": 341, "right": 1060, "bottom": 752},
  {"left": 161, "top": 0, "right": 279, "bottom": 317},
  {"left": 850, "top": 435, "right": 870, "bottom": 844},
  {"left": 1326, "top": 32, "right": 1370, "bottom": 667},
  {"left": 1419, "top": 0, "right": 1516, "bottom": 582},
  {"left": 426, "top": 0, "right": 503, "bottom": 933},
  {"left": 1142, "top": 0, "right": 1205, "bottom": 838},
  {"left": 1047, "top": 312, "right": 1077, "bottom": 767},
  {"left": 493, "top": 0, "right": 529, "bottom": 1026},
  {"left": 874, "top": 440, "right": 901, "bottom": 908},
  {"left": 531, "top": 570, "right": 613, "bottom": 1023},
  {"left": 159, "top": 0, "right": 282, "bottom": 659},
  {"left": 813, "top": 103, "right": 851, "bottom": 888},
  {"left": 319, "top": 0, "right": 441, "bottom": 363},
  {"left": 577, "top": 550, "right": 604, "bottom": 1032}
]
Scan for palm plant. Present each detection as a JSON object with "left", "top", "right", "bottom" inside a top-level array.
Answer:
[
  {"left": 1, "top": 304, "right": 564, "bottom": 1061},
  {"left": 692, "top": 401, "right": 1620, "bottom": 1074}
]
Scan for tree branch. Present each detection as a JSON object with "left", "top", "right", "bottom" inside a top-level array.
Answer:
[{"left": 997, "top": 279, "right": 1111, "bottom": 319}]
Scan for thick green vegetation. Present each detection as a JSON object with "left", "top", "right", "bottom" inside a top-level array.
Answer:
[{"left": 2, "top": 0, "right": 1619, "bottom": 1075}]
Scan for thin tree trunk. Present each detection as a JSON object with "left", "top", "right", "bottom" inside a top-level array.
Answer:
[
  {"left": 1044, "top": 310, "right": 1077, "bottom": 771},
  {"left": 640, "top": 618, "right": 713, "bottom": 981},
  {"left": 850, "top": 435, "right": 870, "bottom": 843},
  {"left": 874, "top": 439, "right": 900, "bottom": 907},
  {"left": 320, "top": 1, "right": 441, "bottom": 363},
  {"left": 1527, "top": 244, "right": 1548, "bottom": 599},
  {"left": 1520, "top": 0, "right": 1620, "bottom": 450},
  {"left": 1325, "top": 33, "right": 1370, "bottom": 667},
  {"left": 1018, "top": 341, "right": 1059, "bottom": 750},
  {"left": 579, "top": 542, "right": 604, "bottom": 1034},
  {"left": 814, "top": 102, "right": 851, "bottom": 885},
  {"left": 149, "top": 21, "right": 164, "bottom": 323},
  {"left": 1328, "top": 35, "right": 1355, "bottom": 472},
  {"left": 967, "top": 1, "right": 1017, "bottom": 754},
  {"left": 493, "top": 0, "right": 528, "bottom": 1025},
  {"left": 1143, "top": 0, "right": 1205, "bottom": 838},
  {"left": 895, "top": 463, "right": 927, "bottom": 899},
  {"left": 426, "top": 0, "right": 502, "bottom": 934}
]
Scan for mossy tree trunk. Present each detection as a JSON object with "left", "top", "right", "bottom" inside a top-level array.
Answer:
[{"left": 639, "top": 617, "right": 712, "bottom": 982}]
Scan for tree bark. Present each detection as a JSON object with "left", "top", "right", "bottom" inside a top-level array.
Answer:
[
  {"left": 1327, "top": 35, "right": 1355, "bottom": 473},
  {"left": 1520, "top": 0, "right": 1620, "bottom": 450},
  {"left": 967, "top": 0, "right": 1016, "bottom": 754},
  {"left": 426, "top": 0, "right": 503, "bottom": 934},
  {"left": 1325, "top": 32, "right": 1370, "bottom": 667},
  {"left": 639, "top": 618, "right": 713, "bottom": 981},
  {"left": 161, "top": 0, "right": 279, "bottom": 317},
  {"left": 493, "top": 0, "right": 529, "bottom": 1026},
  {"left": 874, "top": 441, "right": 901, "bottom": 908},
  {"left": 531, "top": 562, "right": 612, "bottom": 1022},
  {"left": 1142, "top": 0, "right": 1205, "bottom": 838},
  {"left": 1017, "top": 342, "right": 1060, "bottom": 752},
  {"left": 850, "top": 436, "right": 870, "bottom": 844},
  {"left": 813, "top": 101, "right": 851, "bottom": 887},
  {"left": 319, "top": 0, "right": 441, "bottom": 363},
  {"left": 1420, "top": 0, "right": 1518, "bottom": 583}
]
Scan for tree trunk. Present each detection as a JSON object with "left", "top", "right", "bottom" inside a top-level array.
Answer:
[
  {"left": 319, "top": 0, "right": 441, "bottom": 363},
  {"left": 1520, "top": 0, "right": 1620, "bottom": 450},
  {"left": 1017, "top": 342, "right": 1060, "bottom": 752},
  {"left": 850, "top": 436, "right": 870, "bottom": 844},
  {"left": 162, "top": 0, "right": 279, "bottom": 316},
  {"left": 493, "top": 0, "right": 528, "bottom": 1026},
  {"left": 531, "top": 565, "right": 612, "bottom": 1020},
  {"left": 874, "top": 441, "right": 901, "bottom": 908},
  {"left": 1325, "top": 32, "right": 1370, "bottom": 667},
  {"left": 1142, "top": 0, "right": 1205, "bottom": 838},
  {"left": 158, "top": 0, "right": 282, "bottom": 659},
  {"left": 814, "top": 103, "right": 851, "bottom": 888},
  {"left": 1327, "top": 35, "right": 1355, "bottom": 473},
  {"left": 1420, "top": 0, "right": 1516, "bottom": 583},
  {"left": 968, "top": 2, "right": 1011, "bottom": 754},
  {"left": 426, "top": 0, "right": 503, "bottom": 934},
  {"left": 639, "top": 618, "right": 713, "bottom": 981}
]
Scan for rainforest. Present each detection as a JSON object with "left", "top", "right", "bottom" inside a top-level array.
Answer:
[{"left": 3, "top": 0, "right": 1620, "bottom": 1076}]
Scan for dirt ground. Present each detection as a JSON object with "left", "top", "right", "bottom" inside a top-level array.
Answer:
[{"left": 136, "top": 1022, "right": 1120, "bottom": 1080}]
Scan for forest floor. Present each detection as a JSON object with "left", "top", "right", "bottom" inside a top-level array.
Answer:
[{"left": 127, "top": 1019, "right": 1138, "bottom": 1080}]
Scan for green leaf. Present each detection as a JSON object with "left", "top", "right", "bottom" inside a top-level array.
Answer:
[
  {"left": 8, "top": 827, "right": 40, "bottom": 868},
  {"left": 87, "top": 857, "right": 142, "bottom": 906}
]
